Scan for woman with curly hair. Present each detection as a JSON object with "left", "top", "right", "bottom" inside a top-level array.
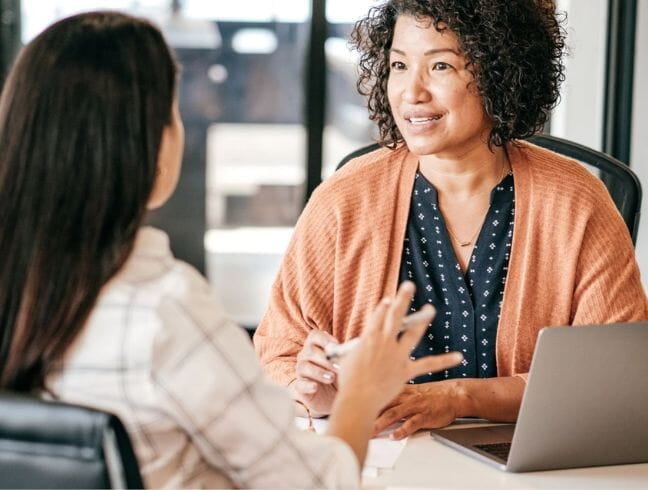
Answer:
[{"left": 255, "top": 0, "right": 648, "bottom": 438}]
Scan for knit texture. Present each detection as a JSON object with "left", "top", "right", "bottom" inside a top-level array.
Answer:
[{"left": 254, "top": 142, "right": 648, "bottom": 386}]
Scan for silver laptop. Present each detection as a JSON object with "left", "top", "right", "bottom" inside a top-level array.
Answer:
[{"left": 430, "top": 323, "right": 648, "bottom": 472}]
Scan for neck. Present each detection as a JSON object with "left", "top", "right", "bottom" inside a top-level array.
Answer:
[{"left": 418, "top": 143, "right": 508, "bottom": 202}]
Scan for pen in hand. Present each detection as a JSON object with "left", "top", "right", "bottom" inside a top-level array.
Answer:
[{"left": 324, "top": 309, "right": 434, "bottom": 360}]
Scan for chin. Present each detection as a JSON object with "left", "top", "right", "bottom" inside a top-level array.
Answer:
[{"left": 402, "top": 137, "right": 446, "bottom": 157}]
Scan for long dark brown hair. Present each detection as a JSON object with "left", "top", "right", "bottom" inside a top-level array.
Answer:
[{"left": 0, "top": 11, "right": 177, "bottom": 392}]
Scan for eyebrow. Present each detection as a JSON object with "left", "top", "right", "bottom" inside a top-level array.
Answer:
[{"left": 390, "top": 48, "right": 461, "bottom": 56}]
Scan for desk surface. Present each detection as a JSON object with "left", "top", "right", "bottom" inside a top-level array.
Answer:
[{"left": 364, "top": 430, "right": 648, "bottom": 489}]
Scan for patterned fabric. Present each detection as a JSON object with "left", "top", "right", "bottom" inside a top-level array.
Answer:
[
  {"left": 46, "top": 227, "right": 359, "bottom": 489},
  {"left": 255, "top": 142, "right": 648, "bottom": 388},
  {"left": 400, "top": 171, "right": 515, "bottom": 382}
]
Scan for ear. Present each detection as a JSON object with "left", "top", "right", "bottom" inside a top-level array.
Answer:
[
  {"left": 147, "top": 103, "right": 184, "bottom": 210},
  {"left": 147, "top": 126, "right": 173, "bottom": 210}
]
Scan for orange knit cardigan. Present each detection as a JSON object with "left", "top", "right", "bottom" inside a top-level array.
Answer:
[{"left": 254, "top": 142, "right": 648, "bottom": 386}]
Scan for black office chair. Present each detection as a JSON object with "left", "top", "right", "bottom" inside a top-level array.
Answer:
[
  {"left": 336, "top": 134, "right": 642, "bottom": 245},
  {"left": 0, "top": 393, "right": 143, "bottom": 489}
]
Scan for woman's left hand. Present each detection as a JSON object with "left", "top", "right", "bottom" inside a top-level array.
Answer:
[{"left": 373, "top": 381, "right": 461, "bottom": 439}]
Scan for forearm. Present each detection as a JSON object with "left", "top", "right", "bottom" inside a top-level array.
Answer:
[
  {"left": 253, "top": 330, "right": 302, "bottom": 385},
  {"left": 453, "top": 376, "right": 526, "bottom": 422},
  {"left": 327, "top": 391, "right": 380, "bottom": 468}
]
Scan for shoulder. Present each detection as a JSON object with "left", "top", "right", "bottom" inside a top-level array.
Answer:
[
  {"left": 292, "top": 145, "right": 413, "bottom": 243},
  {"left": 311, "top": 144, "right": 410, "bottom": 203},
  {"left": 103, "top": 227, "right": 229, "bottom": 337},
  {"left": 113, "top": 232, "right": 214, "bottom": 306},
  {"left": 118, "top": 245, "right": 256, "bottom": 375},
  {"left": 144, "top": 260, "right": 227, "bottom": 338},
  {"left": 510, "top": 141, "right": 632, "bottom": 249},
  {"left": 512, "top": 140, "right": 612, "bottom": 208},
  {"left": 300, "top": 144, "right": 412, "bottom": 228}
]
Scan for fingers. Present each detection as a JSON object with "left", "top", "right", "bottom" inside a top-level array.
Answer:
[
  {"left": 366, "top": 297, "right": 390, "bottom": 336},
  {"left": 296, "top": 330, "right": 339, "bottom": 385},
  {"left": 293, "top": 377, "right": 318, "bottom": 395},
  {"left": 304, "top": 329, "right": 339, "bottom": 351},
  {"left": 398, "top": 304, "right": 435, "bottom": 346},
  {"left": 296, "top": 345, "right": 337, "bottom": 375},
  {"left": 390, "top": 414, "right": 424, "bottom": 440},
  {"left": 408, "top": 352, "right": 463, "bottom": 380},
  {"left": 383, "top": 281, "right": 416, "bottom": 335},
  {"left": 373, "top": 404, "right": 410, "bottom": 435},
  {"left": 296, "top": 358, "right": 336, "bottom": 385}
]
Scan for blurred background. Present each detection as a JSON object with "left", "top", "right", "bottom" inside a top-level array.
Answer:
[{"left": 1, "top": 0, "right": 646, "bottom": 331}]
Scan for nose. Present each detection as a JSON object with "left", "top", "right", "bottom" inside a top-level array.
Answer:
[{"left": 402, "top": 70, "right": 431, "bottom": 104}]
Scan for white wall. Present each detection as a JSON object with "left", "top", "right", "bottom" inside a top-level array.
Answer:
[
  {"left": 632, "top": 1, "right": 648, "bottom": 286},
  {"left": 551, "top": 0, "right": 608, "bottom": 151}
]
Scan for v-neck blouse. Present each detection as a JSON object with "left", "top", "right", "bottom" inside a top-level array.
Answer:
[{"left": 399, "top": 171, "right": 515, "bottom": 382}]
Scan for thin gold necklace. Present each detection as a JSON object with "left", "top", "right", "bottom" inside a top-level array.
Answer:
[
  {"left": 444, "top": 163, "right": 508, "bottom": 248},
  {"left": 446, "top": 213, "right": 488, "bottom": 247}
]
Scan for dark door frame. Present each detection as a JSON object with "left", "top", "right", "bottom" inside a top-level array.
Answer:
[
  {"left": 603, "top": 0, "right": 638, "bottom": 165},
  {"left": 304, "top": 0, "right": 327, "bottom": 204}
]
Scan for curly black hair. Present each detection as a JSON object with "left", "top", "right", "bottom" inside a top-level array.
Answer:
[{"left": 350, "top": 0, "right": 566, "bottom": 148}]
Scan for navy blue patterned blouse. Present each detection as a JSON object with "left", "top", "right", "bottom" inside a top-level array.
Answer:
[{"left": 399, "top": 171, "right": 515, "bottom": 383}]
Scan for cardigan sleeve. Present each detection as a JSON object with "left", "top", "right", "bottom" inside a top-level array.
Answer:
[
  {"left": 254, "top": 185, "right": 339, "bottom": 387},
  {"left": 512, "top": 178, "right": 647, "bottom": 385},
  {"left": 570, "top": 181, "right": 648, "bottom": 324}
]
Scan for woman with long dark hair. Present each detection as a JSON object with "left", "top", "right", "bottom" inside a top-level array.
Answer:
[{"left": 0, "top": 11, "right": 461, "bottom": 488}]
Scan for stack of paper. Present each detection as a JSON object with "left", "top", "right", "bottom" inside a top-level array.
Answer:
[{"left": 295, "top": 417, "right": 407, "bottom": 477}]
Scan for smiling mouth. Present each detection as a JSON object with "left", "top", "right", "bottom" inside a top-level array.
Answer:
[{"left": 407, "top": 115, "right": 443, "bottom": 124}]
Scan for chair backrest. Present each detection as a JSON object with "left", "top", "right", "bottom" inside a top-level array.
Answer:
[
  {"left": 0, "top": 393, "right": 143, "bottom": 489},
  {"left": 336, "top": 135, "right": 642, "bottom": 245}
]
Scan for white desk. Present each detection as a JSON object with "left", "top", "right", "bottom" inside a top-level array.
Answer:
[{"left": 364, "top": 429, "right": 648, "bottom": 489}]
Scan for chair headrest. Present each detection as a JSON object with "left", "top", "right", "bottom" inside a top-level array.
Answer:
[{"left": 0, "top": 393, "right": 109, "bottom": 456}]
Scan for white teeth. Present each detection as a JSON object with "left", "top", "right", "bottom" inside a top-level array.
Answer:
[{"left": 409, "top": 115, "right": 441, "bottom": 123}]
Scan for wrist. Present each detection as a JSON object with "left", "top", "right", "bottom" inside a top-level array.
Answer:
[
  {"left": 334, "top": 387, "right": 381, "bottom": 421},
  {"left": 448, "top": 378, "right": 474, "bottom": 418},
  {"left": 288, "top": 379, "right": 333, "bottom": 418},
  {"left": 328, "top": 389, "right": 378, "bottom": 469}
]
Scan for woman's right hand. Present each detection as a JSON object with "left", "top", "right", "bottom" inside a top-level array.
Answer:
[{"left": 291, "top": 329, "right": 340, "bottom": 417}]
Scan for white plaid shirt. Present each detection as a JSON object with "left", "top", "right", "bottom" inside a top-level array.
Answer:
[{"left": 47, "top": 227, "right": 358, "bottom": 489}]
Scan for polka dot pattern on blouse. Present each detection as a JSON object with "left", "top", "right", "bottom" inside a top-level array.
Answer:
[{"left": 399, "top": 170, "right": 515, "bottom": 383}]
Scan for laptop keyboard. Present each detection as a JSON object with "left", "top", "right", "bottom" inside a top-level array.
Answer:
[{"left": 474, "top": 442, "right": 512, "bottom": 462}]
